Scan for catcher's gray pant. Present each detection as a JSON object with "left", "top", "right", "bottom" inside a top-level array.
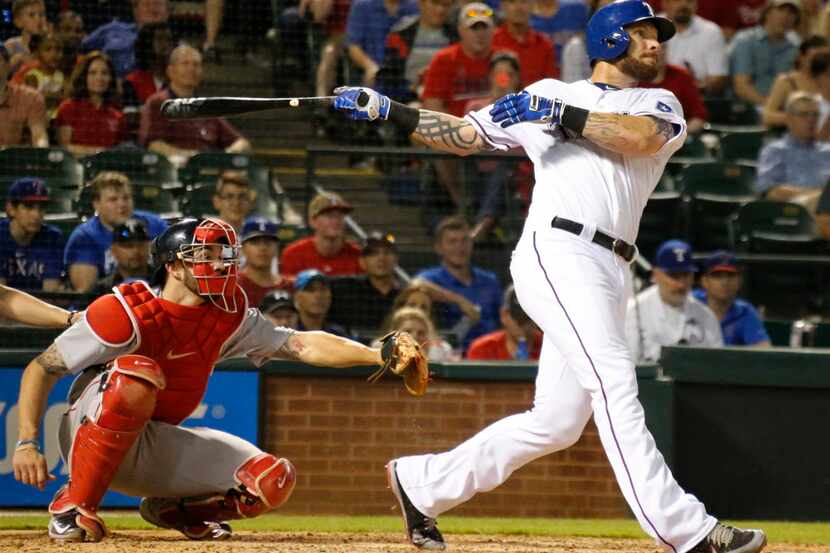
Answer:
[{"left": 58, "top": 372, "right": 262, "bottom": 498}]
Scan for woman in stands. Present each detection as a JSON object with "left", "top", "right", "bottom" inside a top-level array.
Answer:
[
  {"left": 762, "top": 35, "right": 829, "bottom": 129},
  {"left": 376, "top": 306, "right": 458, "bottom": 362},
  {"left": 54, "top": 51, "right": 127, "bottom": 157}
]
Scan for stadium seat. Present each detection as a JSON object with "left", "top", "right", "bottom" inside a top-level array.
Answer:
[
  {"left": 732, "top": 200, "right": 821, "bottom": 253},
  {"left": 719, "top": 131, "right": 765, "bottom": 165},
  {"left": 678, "top": 162, "right": 757, "bottom": 251},
  {"left": 0, "top": 147, "right": 83, "bottom": 191},
  {"left": 672, "top": 133, "right": 709, "bottom": 159},
  {"left": 703, "top": 98, "right": 760, "bottom": 127},
  {"left": 638, "top": 190, "right": 686, "bottom": 259},
  {"left": 83, "top": 149, "right": 178, "bottom": 188}
]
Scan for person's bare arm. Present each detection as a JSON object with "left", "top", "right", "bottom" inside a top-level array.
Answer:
[
  {"left": 226, "top": 137, "right": 251, "bottom": 153},
  {"left": 411, "top": 277, "right": 481, "bottom": 323},
  {"left": 702, "top": 75, "right": 728, "bottom": 97},
  {"left": 29, "top": 118, "right": 49, "bottom": 148},
  {"left": 816, "top": 213, "right": 830, "bottom": 239},
  {"left": 274, "top": 330, "right": 382, "bottom": 367},
  {"left": 41, "top": 278, "right": 63, "bottom": 293},
  {"left": 68, "top": 263, "right": 99, "bottom": 292},
  {"left": 733, "top": 74, "right": 767, "bottom": 106},
  {"left": 765, "top": 185, "right": 806, "bottom": 202},
  {"left": 762, "top": 76, "right": 790, "bottom": 128},
  {"left": 0, "top": 284, "right": 74, "bottom": 327},
  {"left": 581, "top": 114, "right": 678, "bottom": 157},
  {"left": 407, "top": 109, "right": 489, "bottom": 156},
  {"left": 148, "top": 140, "right": 198, "bottom": 160},
  {"left": 347, "top": 44, "right": 380, "bottom": 85}
]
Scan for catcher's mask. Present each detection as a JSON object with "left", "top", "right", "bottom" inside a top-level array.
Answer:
[{"left": 152, "top": 217, "right": 240, "bottom": 312}]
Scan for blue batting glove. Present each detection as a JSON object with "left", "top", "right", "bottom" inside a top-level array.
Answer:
[
  {"left": 489, "top": 91, "right": 565, "bottom": 128},
  {"left": 333, "top": 86, "right": 391, "bottom": 121}
]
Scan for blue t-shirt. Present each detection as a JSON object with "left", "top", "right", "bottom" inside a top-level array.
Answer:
[
  {"left": 417, "top": 265, "right": 502, "bottom": 349},
  {"left": 0, "top": 218, "right": 64, "bottom": 289},
  {"left": 346, "top": 0, "right": 419, "bottom": 65},
  {"left": 64, "top": 210, "right": 167, "bottom": 276},
  {"left": 81, "top": 20, "right": 138, "bottom": 78},
  {"left": 693, "top": 289, "right": 770, "bottom": 346},
  {"left": 530, "top": 1, "right": 590, "bottom": 62}
]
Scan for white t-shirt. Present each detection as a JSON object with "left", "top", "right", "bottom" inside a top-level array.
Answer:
[
  {"left": 56, "top": 306, "right": 294, "bottom": 374},
  {"left": 663, "top": 15, "right": 728, "bottom": 84},
  {"left": 624, "top": 285, "right": 723, "bottom": 363},
  {"left": 465, "top": 78, "right": 687, "bottom": 242}
]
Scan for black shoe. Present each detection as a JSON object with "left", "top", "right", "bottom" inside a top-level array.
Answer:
[
  {"left": 386, "top": 460, "right": 446, "bottom": 550},
  {"left": 689, "top": 522, "right": 767, "bottom": 553}
]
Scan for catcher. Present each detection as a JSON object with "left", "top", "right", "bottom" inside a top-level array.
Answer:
[{"left": 12, "top": 217, "right": 428, "bottom": 542}]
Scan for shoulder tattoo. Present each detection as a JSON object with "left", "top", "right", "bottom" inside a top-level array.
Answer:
[
  {"left": 648, "top": 116, "right": 675, "bottom": 143},
  {"left": 36, "top": 343, "right": 69, "bottom": 376},
  {"left": 278, "top": 333, "right": 306, "bottom": 361},
  {"left": 414, "top": 112, "right": 484, "bottom": 151}
]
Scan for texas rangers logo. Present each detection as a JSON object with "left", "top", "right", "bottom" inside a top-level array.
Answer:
[{"left": 656, "top": 101, "right": 673, "bottom": 113}]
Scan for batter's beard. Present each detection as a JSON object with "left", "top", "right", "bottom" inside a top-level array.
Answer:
[{"left": 618, "top": 56, "right": 659, "bottom": 81}]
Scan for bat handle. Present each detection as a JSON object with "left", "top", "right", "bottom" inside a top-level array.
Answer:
[{"left": 357, "top": 91, "right": 371, "bottom": 107}]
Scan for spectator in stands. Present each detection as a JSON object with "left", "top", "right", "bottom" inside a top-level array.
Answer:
[
  {"left": 493, "top": 0, "right": 557, "bottom": 86},
  {"left": 4, "top": 0, "right": 48, "bottom": 72},
  {"left": 0, "top": 44, "right": 48, "bottom": 147},
  {"left": 81, "top": 0, "right": 169, "bottom": 78},
  {"left": 816, "top": 185, "right": 830, "bottom": 239},
  {"left": 238, "top": 217, "right": 293, "bottom": 307},
  {"left": 529, "top": 0, "right": 589, "bottom": 65},
  {"left": 466, "top": 284, "right": 542, "bottom": 361},
  {"left": 202, "top": 0, "right": 225, "bottom": 63},
  {"left": 693, "top": 251, "right": 772, "bottom": 347},
  {"left": 661, "top": 0, "right": 728, "bottom": 95},
  {"left": 72, "top": 0, "right": 129, "bottom": 34},
  {"left": 377, "top": 0, "right": 456, "bottom": 103},
  {"left": 140, "top": 44, "right": 251, "bottom": 165},
  {"left": 345, "top": 0, "right": 418, "bottom": 86},
  {"left": 55, "top": 52, "right": 127, "bottom": 157},
  {"left": 329, "top": 231, "right": 403, "bottom": 332},
  {"left": 280, "top": 191, "right": 362, "bottom": 277},
  {"left": 762, "top": 35, "right": 829, "bottom": 129},
  {"left": 306, "top": 0, "right": 352, "bottom": 100},
  {"left": 377, "top": 306, "right": 457, "bottom": 361},
  {"left": 729, "top": 0, "right": 801, "bottom": 107},
  {"left": 640, "top": 49, "right": 707, "bottom": 134},
  {"left": 810, "top": 51, "right": 830, "bottom": 141},
  {"left": 560, "top": 0, "right": 614, "bottom": 83},
  {"left": 0, "top": 178, "right": 63, "bottom": 291},
  {"left": 93, "top": 217, "right": 152, "bottom": 294},
  {"left": 57, "top": 10, "right": 85, "bottom": 45},
  {"left": 11, "top": 33, "right": 65, "bottom": 117},
  {"left": 123, "top": 22, "right": 173, "bottom": 107},
  {"left": 293, "top": 269, "right": 350, "bottom": 335},
  {"left": 757, "top": 92, "right": 830, "bottom": 205},
  {"left": 625, "top": 240, "right": 723, "bottom": 363},
  {"left": 390, "top": 279, "right": 483, "bottom": 331},
  {"left": 259, "top": 289, "right": 300, "bottom": 329},
  {"left": 211, "top": 171, "right": 256, "bottom": 234},
  {"left": 64, "top": 171, "right": 167, "bottom": 292},
  {"left": 416, "top": 215, "right": 502, "bottom": 350}
]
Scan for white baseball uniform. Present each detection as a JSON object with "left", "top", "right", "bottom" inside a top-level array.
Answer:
[
  {"left": 394, "top": 79, "right": 718, "bottom": 553},
  {"left": 625, "top": 285, "right": 724, "bottom": 363}
]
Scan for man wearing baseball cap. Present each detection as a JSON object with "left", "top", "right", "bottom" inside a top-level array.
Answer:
[
  {"left": 93, "top": 217, "right": 153, "bottom": 294},
  {"left": 259, "top": 289, "right": 299, "bottom": 329},
  {"left": 293, "top": 269, "right": 350, "bottom": 336},
  {"left": 238, "top": 217, "right": 293, "bottom": 307},
  {"left": 625, "top": 239, "right": 723, "bottom": 363},
  {"left": 279, "top": 191, "right": 363, "bottom": 277},
  {"left": 0, "top": 178, "right": 64, "bottom": 291},
  {"left": 693, "top": 251, "right": 771, "bottom": 347}
]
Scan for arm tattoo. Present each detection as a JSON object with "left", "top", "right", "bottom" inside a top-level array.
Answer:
[
  {"left": 648, "top": 116, "right": 675, "bottom": 143},
  {"left": 36, "top": 343, "right": 69, "bottom": 376},
  {"left": 277, "top": 334, "right": 307, "bottom": 361},
  {"left": 413, "top": 111, "right": 485, "bottom": 153}
]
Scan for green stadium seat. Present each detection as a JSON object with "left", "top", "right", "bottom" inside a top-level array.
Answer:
[
  {"left": 719, "top": 131, "right": 765, "bottom": 164},
  {"left": 0, "top": 147, "right": 83, "bottom": 192},
  {"left": 637, "top": 191, "right": 685, "bottom": 259},
  {"left": 733, "top": 200, "right": 820, "bottom": 253},
  {"left": 673, "top": 133, "right": 709, "bottom": 159},
  {"left": 83, "top": 149, "right": 178, "bottom": 188},
  {"left": 703, "top": 98, "right": 760, "bottom": 127}
]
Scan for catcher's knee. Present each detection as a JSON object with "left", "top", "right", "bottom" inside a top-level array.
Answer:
[
  {"left": 97, "top": 355, "right": 165, "bottom": 431},
  {"left": 234, "top": 453, "right": 296, "bottom": 517}
]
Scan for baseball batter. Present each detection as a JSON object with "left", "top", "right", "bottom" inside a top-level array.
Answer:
[
  {"left": 333, "top": 1, "right": 767, "bottom": 552},
  {"left": 11, "top": 217, "right": 411, "bottom": 543}
]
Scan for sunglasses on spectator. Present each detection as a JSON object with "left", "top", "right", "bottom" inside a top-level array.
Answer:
[{"left": 465, "top": 6, "right": 494, "bottom": 17}]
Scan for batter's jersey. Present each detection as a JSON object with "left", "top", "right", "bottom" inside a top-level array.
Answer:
[
  {"left": 465, "top": 79, "right": 687, "bottom": 243},
  {"left": 624, "top": 285, "right": 723, "bottom": 363},
  {"left": 55, "top": 305, "right": 293, "bottom": 376}
]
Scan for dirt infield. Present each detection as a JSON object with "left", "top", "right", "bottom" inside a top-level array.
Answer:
[{"left": 0, "top": 530, "right": 826, "bottom": 553}]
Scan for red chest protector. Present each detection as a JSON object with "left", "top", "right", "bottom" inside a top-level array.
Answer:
[{"left": 96, "top": 281, "right": 247, "bottom": 425}]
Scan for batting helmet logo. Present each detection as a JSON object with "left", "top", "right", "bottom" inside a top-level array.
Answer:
[{"left": 586, "top": 0, "right": 675, "bottom": 63}]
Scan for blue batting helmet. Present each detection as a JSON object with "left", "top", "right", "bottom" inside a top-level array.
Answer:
[{"left": 586, "top": 0, "right": 675, "bottom": 63}]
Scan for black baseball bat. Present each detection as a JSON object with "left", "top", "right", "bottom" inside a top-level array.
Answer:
[{"left": 160, "top": 96, "right": 338, "bottom": 120}]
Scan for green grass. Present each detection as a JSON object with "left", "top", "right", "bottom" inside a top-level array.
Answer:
[{"left": 1, "top": 514, "right": 829, "bottom": 544}]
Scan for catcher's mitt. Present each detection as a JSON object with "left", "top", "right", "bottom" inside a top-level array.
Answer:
[{"left": 367, "top": 330, "right": 429, "bottom": 395}]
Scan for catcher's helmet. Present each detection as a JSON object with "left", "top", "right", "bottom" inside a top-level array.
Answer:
[
  {"left": 586, "top": 0, "right": 675, "bottom": 63},
  {"left": 151, "top": 218, "right": 200, "bottom": 286}
]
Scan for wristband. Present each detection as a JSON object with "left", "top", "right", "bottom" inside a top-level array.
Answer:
[
  {"left": 15, "top": 439, "right": 39, "bottom": 451},
  {"left": 67, "top": 309, "right": 77, "bottom": 328},
  {"left": 561, "top": 105, "right": 589, "bottom": 137},
  {"left": 387, "top": 100, "right": 420, "bottom": 136}
]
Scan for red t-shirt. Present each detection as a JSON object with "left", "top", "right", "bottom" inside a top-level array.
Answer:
[
  {"left": 492, "top": 26, "right": 557, "bottom": 86},
  {"left": 279, "top": 236, "right": 363, "bottom": 277},
  {"left": 422, "top": 43, "right": 490, "bottom": 117},
  {"left": 466, "top": 329, "right": 543, "bottom": 360},
  {"left": 55, "top": 98, "right": 127, "bottom": 147},
  {"left": 238, "top": 272, "right": 294, "bottom": 308},
  {"left": 125, "top": 70, "right": 160, "bottom": 104},
  {"left": 640, "top": 65, "right": 708, "bottom": 122}
]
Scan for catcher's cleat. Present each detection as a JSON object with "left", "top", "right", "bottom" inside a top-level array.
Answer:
[
  {"left": 387, "top": 461, "right": 446, "bottom": 551},
  {"left": 689, "top": 522, "right": 767, "bottom": 553},
  {"left": 48, "top": 509, "right": 105, "bottom": 542},
  {"left": 139, "top": 497, "right": 232, "bottom": 541}
]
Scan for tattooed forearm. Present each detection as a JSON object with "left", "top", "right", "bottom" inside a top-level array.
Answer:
[
  {"left": 413, "top": 110, "right": 487, "bottom": 155},
  {"left": 582, "top": 112, "right": 673, "bottom": 156},
  {"left": 276, "top": 334, "right": 307, "bottom": 361},
  {"left": 35, "top": 343, "right": 69, "bottom": 376}
]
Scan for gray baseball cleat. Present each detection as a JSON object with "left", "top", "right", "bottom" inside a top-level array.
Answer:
[
  {"left": 139, "top": 497, "right": 232, "bottom": 541},
  {"left": 47, "top": 510, "right": 86, "bottom": 542},
  {"left": 386, "top": 461, "right": 447, "bottom": 550},
  {"left": 689, "top": 522, "right": 767, "bottom": 553}
]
